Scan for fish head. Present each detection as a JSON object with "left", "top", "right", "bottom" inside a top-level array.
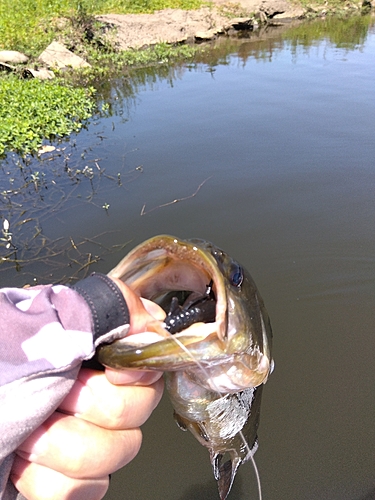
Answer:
[
  {"left": 99, "top": 235, "right": 273, "bottom": 391},
  {"left": 195, "top": 239, "right": 273, "bottom": 390}
]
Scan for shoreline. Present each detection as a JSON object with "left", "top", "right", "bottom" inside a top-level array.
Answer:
[
  {"left": 1, "top": 0, "right": 372, "bottom": 72},
  {"left": 96, "top": 0, "right": 370, "bottom": 51}
]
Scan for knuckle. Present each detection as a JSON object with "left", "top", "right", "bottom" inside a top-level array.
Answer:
[{"left": 118, "top": 428, "right": 143, "bottom": 466}]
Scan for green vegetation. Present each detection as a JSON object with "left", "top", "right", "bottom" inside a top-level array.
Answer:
[
  {"left": 0, "top": 76, "right": 95, "bottom": 156},
  {"left": 295, "top": 0, "right": 369, "bottom": 16},
  {"left": 0, "top": 40, "right": 198, "bottom": 156},
  {"left": 0, "top": 0, "right": 203, "bottom": 156},
  {"left": 72, "top": 42, "right": 199, "bottom": 86},
  {"left": 0, "top": 0, "right": 203, "bottom": 56}
]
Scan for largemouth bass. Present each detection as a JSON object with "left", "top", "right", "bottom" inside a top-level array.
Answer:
[{"left": 98, "top": 235, "right": 273, "bottom": 499}]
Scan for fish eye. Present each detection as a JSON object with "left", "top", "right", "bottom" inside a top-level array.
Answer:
[{"left": 230, "top": 265, "right": 243, "bottom": 287}]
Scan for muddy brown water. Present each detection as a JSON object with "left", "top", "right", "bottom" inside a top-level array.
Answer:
[{"left": 1, "top": 15, "right": 375, "bottom": 500}]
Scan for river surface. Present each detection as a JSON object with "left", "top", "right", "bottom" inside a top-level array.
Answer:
[{"left": 1, "top": 14, "right": 375, "bottom": 500}]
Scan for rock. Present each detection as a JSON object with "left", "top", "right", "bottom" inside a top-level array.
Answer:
[
  {"left": 22, "top": 67, "right": 55, "bottom": 80},
  {"left": 224, "top": 17, "right": 254, "bottom": 30},
  {"left": 273, "top": 6, "right": 305, "bottom": 19},
  {"left": 0, "top": 50, "right": 29, "bottom": 64},
  {"left": 98, "top": 9, "right": 231, "bottom": 50},
  {"left": 38, "top": 41, "right": 91, "bottom": 69},
  {"left": 259, "top": 0, "right": 291, "bottom": 16},
  {"left": 361, "top": 0, "right": 373, "bottom": 9},
  {"left": 38, "top": 145, "right": 56, "bottom": 155},
  {"left": 0, "top": 62, "right": 14, "bottom": 72},
  {"left": 195, "top": 29, "right": 219, "bottom": 40}
]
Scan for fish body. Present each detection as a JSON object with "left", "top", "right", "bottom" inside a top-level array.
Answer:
[{"left": 98, "top": 235, "right": 273, "bottom": 499}]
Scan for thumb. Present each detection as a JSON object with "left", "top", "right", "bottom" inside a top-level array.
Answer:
[{"left": 109, "top": 278, "right": 166, "bottom": 335}]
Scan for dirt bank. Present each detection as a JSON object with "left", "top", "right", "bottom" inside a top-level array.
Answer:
[
  {"left": 97, "top": 0, "right": 365, "bottom": 50},
  {"left": 97, "top": 1, "right": 304, "bottom": 50}
]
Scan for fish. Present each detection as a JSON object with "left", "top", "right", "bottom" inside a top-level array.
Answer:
[{"left": 98, "top": 235, "right": 273, "bottom": 500}]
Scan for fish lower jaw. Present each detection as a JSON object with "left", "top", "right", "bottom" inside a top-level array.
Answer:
[
  {"left": 195, "top": 354, "right": 271, "bottom": 393},
  {"left": 204, "top": 376, "right": 263, "bottom": 393},
  {"left": 205, "top": 375, "right": 248, "bottom": 393}
]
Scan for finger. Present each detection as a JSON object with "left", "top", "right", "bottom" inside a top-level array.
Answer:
[
  {"left": 17, "top": 412, "right": 142, "bottom": 478},
  {"left": 110, "top": 278, "right": 166, "bottom": 334},
  {"left": 140, "top": 297, "right": 166, "bottom": 321},
  {"left": 104, "top": 367, "right": 163, "bottom": 386},
  {"left": 11, "top": 455, "right": 109, "bottom": 500},
  {"left": 59, "top": 368, "right": 164, "bottom": 428}
]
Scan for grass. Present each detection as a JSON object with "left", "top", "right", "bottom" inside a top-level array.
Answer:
[
  {"left": 0, "top": 0, "right": 203, "bottom": 56},
  {"left": 297, "top": 0, "right": 364, "bottom": 13}
]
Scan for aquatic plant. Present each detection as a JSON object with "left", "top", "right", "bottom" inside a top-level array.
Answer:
[
  {"left": 0, "top": 76, "right": 95, "bottom": 156},
  {"left": 0, "top": 143, "right": 138, "bottom": 285}
]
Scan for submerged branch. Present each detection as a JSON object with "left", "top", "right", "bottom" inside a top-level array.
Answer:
[{"left": 140, "top": 177, "right": 212, "bottom": 216}]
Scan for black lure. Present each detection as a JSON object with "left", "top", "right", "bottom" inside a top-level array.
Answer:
[{"left": 164, "top": 281, "right": 216, "bottom": 334}]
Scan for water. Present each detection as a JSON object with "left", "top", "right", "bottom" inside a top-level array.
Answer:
[{"left": 1, "top": 14, "right": 375, "bottom": 500}]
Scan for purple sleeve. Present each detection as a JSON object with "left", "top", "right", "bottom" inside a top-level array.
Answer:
[
  {"left": 0, "top": 281, "right": 130, "bottom": 499},
  {"left": 0, "top": 284, "right": 94, "bottom": 387}
]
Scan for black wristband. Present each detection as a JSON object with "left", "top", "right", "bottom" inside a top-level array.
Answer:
[{"left": 70, "top": 273, "right": 130, "bottom": 342}]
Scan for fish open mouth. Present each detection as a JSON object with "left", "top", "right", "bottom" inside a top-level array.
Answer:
[
  {"left": 108, "top": 235, "right": 228, "bottom": 337},
  {"left": 98, "top": 236, "right": 229, "bottom": 369}
]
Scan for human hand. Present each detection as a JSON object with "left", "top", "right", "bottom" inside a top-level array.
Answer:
[
  {"left": 11, "top": 279, "right": 166, "bottom": 500},
  {"left": 110, "top": 276, "right": 167, "bottom": 337},
  {"left": 11, "top": 367, "right": 164, "bottom": 500}
]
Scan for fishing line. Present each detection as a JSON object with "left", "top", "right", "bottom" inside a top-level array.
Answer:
[
  {"left": 240, "top": 429, "right": 263, "bottom": 500},
  {"left": 166, "top": 331, "right": 263, "bottom": 500}
]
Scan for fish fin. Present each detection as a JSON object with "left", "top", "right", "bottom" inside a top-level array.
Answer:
[
  {"left": 173, "top": 412, "right": 212, "bottom": 444},
  {"left": 212, "top": 453, "right": 241, "bottom": 500},
  {"left": 173, "top": 411, "right": 188, "bottom": 431}
]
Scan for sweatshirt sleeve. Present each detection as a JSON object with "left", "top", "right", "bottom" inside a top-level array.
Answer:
[{"left": 0, "top": 273, "right": 130, "bottom": 500}]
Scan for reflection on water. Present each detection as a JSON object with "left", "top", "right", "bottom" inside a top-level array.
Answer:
[
  {"left": 1, "top": 14, "right": 375, "bottom": 500},
  {"left": 285, "top": 14, "right": 374, "bottom": 48}
]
